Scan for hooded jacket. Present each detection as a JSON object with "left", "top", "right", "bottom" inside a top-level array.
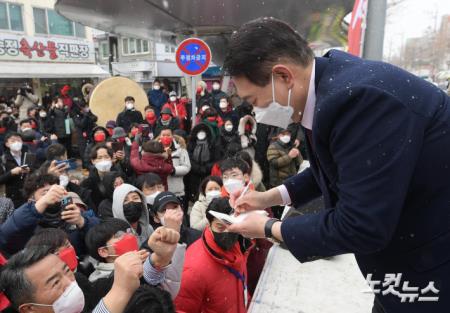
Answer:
[
  {"left": 189, "top": 193, "right": 209, "bottom": 231},
  {"left": 175, "top": 228, "right": 254, "bottom": 313},
  {"left": 112, "top": 184, "right": 154, "bottom": 246},
  {"left": 238, "top": 115, "right": 257, "bottom": 159},
  {"left": 155, "top": 135, "right": 191, "bottom": 197},
  {"left": 130, "top": 141, "right": 174, "bottom": 189}
]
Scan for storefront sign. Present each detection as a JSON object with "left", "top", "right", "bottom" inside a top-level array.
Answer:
[{"left": 0, "top": 34, "right": 95, "bottom": 63}]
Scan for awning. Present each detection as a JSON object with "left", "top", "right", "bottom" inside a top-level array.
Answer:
[{"left": 0, "top": 62, "right": 111, "bottom": 78}]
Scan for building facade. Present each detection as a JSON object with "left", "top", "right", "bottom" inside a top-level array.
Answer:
[
  {"left": 0, "top": 0, "right": 109, "bottom": 101},
  {"left": 94, "top": 32, "right": 183, "bottom": 92}
]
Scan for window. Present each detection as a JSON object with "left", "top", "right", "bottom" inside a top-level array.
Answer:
[
  {"left": 122, "top": 38, "right": 129, "bottom": 54},
  {"left": 48, "top": 9, "right": 73, "bottom": 36},
  {"left": 171, "top": 46, "right": 175, "bottom": 53},
  {"left": 33, "top": 8, "right": 85, "bottom": 38},
  {"left": 100, "top": 42, "right": 109, "bottom": 58},
  {"left": 165, "top": 45, "right": 169, "bottom": 53},
  {"left": 0, "top": 2, "right": 24, "bottom": 31},
  {"left": 129, "top": 38, "right": 136, "bottom": 54},
  {"left": 33, "top": 8, "right": 47, "bottom": 34},
  {"left": 122, "top": 37, "right": 150, "bottom": 55}
]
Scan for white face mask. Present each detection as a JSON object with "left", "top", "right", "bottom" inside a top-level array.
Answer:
[
  {"left": 59, "top": 175, "right": 69, "bottom": 187},
  {"left": 125, "top": 102, "right": 134, "bottom": 110},
  {"left": 206, "top": 190, "right": 221, "bottom": 203},
  {"left": 9, "top": 141, "right": 22, "bottom": 152},
  {"left": 95, "top": 160, "right": 112, "bottom": 172},
  {"left": 213, "top": 84, "right": 220, "bottom": 91},
  {"left": 223, "top": 179, "right": 244, "bottom": 194},
  {"left": 21, "top": 127, "right": 32, "bottom": 132},
  {"left": 146, "top": 191, "right": 161, "bottom": 205},
  {"left": 153, "top": 85, "right": 160, "bottom": 90},
  {"left": 27, "top": 281, "right": 85, "bottom": 313},
  {"left": 197, "top": 131, "right": 207, "bottom": 141},
  {"left": 253, "top": 74, "right": 293, "bottom": 129},
  {"left": 170, "top": 96, "right": 177, "bottom": 102},
  {"left": 39, "top": 112, "right": 47, "bottom": 118},
  {"left": 201, "top": 105, "right": 210, "bottom": 112},
  {"left": 224, "top": 124, "right": 233, "bottom": 132},
  {"left": 219, "top": 101, "right": 228, "bottom": 109},
  {"left": 280, "top": 135, "right": 291, "bottom": 144}
]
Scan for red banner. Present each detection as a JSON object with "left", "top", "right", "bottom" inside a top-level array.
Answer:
[{"left": 347, "top": 0, "right": 368, "bottom": 56}]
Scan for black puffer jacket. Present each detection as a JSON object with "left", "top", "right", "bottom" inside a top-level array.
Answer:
[{"left": 97, "top": 171, "right": 127, "bottom": 220}]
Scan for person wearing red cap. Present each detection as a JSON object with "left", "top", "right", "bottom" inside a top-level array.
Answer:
[{"left": 60, "top": 85, "right": 73, "bottom": 111}]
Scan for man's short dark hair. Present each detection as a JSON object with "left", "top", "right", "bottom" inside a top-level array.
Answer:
[
  {"left": 85, "top": 218, "right": 130, "bottom": 262},
  {"left": 46, "top": 143, "right": 66, "bottom": 161},
  {"left": 19, "top": 119, "right": 32, "bottom": 126},
  {"left": 124, "top": 96, "right": 135, "bottom": 102},
  {"left": 220, "top": 157, "right": 250, "bottom": 175},
  {"left": 90, "top": 143, "right": 113, "bottom": 160},
  {"left": 25, "top": 228, "right": 68, "bottom": 253},
  {"left": 124, "top": 285, "right": 175, "bottom": 313},
  {"left": 206, "top": 197, "right": 233, "bottom": 224},
  {"left": 223, "top": 17, "right": 314, "bottom": 86},
  {"left": 4, "top": 132, "right": 22, "bottom": 143},
  {"left": 23, "top": 173, "right": 59, "bottom": 199},
  {"left": 0, "top": 245, "right": 53, "bottom": 309},
  {"left": 199, "top": 176, "right": 223, "bottom": 196},
  {"left": 237, "top": 151, "right": 253, "bottom": 172},
  {"left": 135, "top": 173, "right": 163, "bottom": 190}
]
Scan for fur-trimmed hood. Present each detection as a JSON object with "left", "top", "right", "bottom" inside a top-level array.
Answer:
[
  {"left": 251, "top": 160, "right": 263, "bottom": 187},
  {"left": 238, "top": 115, "right": 257, "bottom": 136}
]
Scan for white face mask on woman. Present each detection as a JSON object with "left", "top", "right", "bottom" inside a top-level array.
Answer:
[
  {"left": 95, "top": 160, "right": 112, "bottom": 172},
  {"left": 253, "top": 74, "right": 293, "bottom": 129},
  {"left": 279, "top": 135, "right": 291, "bottom": 144},
  {"left": 197, "top": 131, "right": 207, "bottom": 141},
  {"left": 205, "top": 190, "right": 221, "bottom": 203}
]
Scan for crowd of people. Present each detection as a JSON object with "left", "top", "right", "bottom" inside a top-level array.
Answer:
[{"left": 0, "top": 78, "right": 306, "bottom": 313}]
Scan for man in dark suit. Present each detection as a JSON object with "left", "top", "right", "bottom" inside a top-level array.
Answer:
[{"left": 224, "top": 17, "right": 450, "bottom": 313}]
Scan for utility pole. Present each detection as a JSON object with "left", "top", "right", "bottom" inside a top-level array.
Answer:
[{"left": 363, "top": 0, "right": 387, "bottom": 61}]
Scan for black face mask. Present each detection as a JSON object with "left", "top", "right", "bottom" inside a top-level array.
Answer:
[
  {"left": 123, "top": 201, "right": 142, "bottom": 223},
  {"left": 212, "top": 231, "right": 239, "bottom": 251}
]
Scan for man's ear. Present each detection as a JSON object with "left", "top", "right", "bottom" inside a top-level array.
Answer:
[
  {"left": 243, "top": 173, "right": 250, "bottom": 183},
  {"left": 153, "top": 215, "right": 161, "bottom": 224},
  {"left": 98, "top": 247, "right": 109, "bottom": 259},
  {"left": 18, "top": 303, "right": 36, "bottom": 313},
  {"left": 272, "top": 65, "right": 295, "bottom": 89}
]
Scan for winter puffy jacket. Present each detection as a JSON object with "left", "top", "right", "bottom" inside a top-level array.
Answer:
[
  {"left": 266, "top": 140, "right": 303, "bottom": 188},
  {"left": 155, "top": 135, "right": 191, "bottom": 197},
  {"left": 0, "top": 201, "right": 98, "bottom": 257},
  {"left": 189, "top": 194, "right": 209, "bottom": 231},
  {"left": 175, "top": 228, "right": 254, "bottom": 313},
  {"left": 130, "top": 141, "right": 174, "bottom": 189}
]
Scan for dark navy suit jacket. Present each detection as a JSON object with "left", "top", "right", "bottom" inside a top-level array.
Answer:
[{"left": 280, "top": 50, "right": 450, "bottom": 312}]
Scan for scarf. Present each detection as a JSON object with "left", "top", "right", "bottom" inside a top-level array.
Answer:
[{"left": 192, "top": 139, "right": 210, "bottom": 164}]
